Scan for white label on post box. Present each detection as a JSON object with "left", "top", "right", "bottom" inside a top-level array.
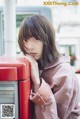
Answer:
[{"left": 1, "top": 104, "right": 15, "bottom": 118}]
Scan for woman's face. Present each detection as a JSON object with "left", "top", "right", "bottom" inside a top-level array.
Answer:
[{"left": 24, "top": 37, "right": 43, "bottom": 60}]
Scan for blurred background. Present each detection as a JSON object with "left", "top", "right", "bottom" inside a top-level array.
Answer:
[{"left": 0, "top": 0, "right": 80, "bottom": 73}]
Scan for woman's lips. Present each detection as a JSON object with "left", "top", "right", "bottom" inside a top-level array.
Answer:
[{"left": 29, "top": 53, "right": 36, "bottom": 57}]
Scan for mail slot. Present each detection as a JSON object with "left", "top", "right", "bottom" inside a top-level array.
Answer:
[{"left": 0, "top": 56, "right": 31, "bottom": 119}]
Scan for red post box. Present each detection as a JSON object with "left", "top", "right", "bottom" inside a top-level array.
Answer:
[{"left": 0, "top": 56, "right": 31, "bottom": 119}]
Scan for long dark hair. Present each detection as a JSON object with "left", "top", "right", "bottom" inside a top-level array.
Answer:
[{"left": 18, "top": 15, "right": 60, "bottom": 69}]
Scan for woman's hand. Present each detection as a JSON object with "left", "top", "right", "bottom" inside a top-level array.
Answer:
[{"left": 24, "top": 55, "right": 40, "bottom": 92}]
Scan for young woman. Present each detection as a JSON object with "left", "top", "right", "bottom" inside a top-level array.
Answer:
[{"left": 18, "top": 15, "right": 80, "bottom": 119}]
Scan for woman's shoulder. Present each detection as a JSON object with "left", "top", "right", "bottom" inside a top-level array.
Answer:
[
  {"left": 44, "top": 55, "right": 71, "bottom": 70},
  {"left": 41, "top": 56, "right": 74, "bottom": 85}
]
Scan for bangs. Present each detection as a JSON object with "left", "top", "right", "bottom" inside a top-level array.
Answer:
[{"left": 21, "top": 17, "right": 40, "bottom": 41}]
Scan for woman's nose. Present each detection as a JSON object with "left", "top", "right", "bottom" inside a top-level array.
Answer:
[{"left": 25, "top": 41, "right": 34, "bottom": 51}]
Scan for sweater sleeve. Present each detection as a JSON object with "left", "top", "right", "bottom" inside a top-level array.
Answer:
[
  {"left": 30, "top": 79, "right": 59, "bottom": 119},
  {"left": 30, "top": 78, "right": 52, "bottom": 105}
]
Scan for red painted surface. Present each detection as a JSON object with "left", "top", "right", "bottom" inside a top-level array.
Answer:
[
  {"left": 0, "top": 56, "right": 30, "bottom": 81},
  {"left": 0, "top": 67, "right": 17, "bottom": 80},
  {"left": 0, "top": 56, "right": 31, "bottom": 119},
  {"left": 19, "top": 79, "right": 31, "bottom": 119}
]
